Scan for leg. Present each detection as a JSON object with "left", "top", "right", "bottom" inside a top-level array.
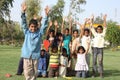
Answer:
[
  {"left": 76, "top": 71, "right": 81, "bottom": 78},
  {"left": 23, "top": 58, "right": 34, "bottom": 80},
  {"left": 92, "top": 48, "right": 98, "bottom": 76},
  {"left": 16, "top": 57, "right": 23, "bottom": 75},
  {"left": 48, "top": 67, "right": 54, "bottom": 77},
  {"left": 31, "top": 59, "right": 38, "bottom": 80},
  {"left": 98, "top": 48, "right": 103, "bottom": 77},
  {"left": 81, "top": 71, "right": 86, "bottom": 78}
]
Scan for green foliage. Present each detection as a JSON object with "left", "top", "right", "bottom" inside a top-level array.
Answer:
[
  {"left": 25, "top": 0, "right": 41, "bottom": 21},
  {"left": 0, "top": 0, "right": 14, "bottom": 17},
  {"left": 49, "top": 0, "right": 65, "bottom": 23},
  {"left": 105, "top": 20, "right": 120, "bottom": 47},
  {"left": 69, "top": 0, "right": 86, "bottom": 20}
]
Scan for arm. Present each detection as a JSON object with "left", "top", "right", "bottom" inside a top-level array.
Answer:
[
  {"left": 90, "top": 15, "right": 96, "bottom": 36},
  {"left": 61, "top": 17, "right": 65, "bottom": 34},
  {"left": 46, "top": 21, "right": 52, "bottom": 36},
  {"left": 69, "top": 17, "right": 72, "bottom": 35},
  {"left": 40, "top": 6, "right": 49, "bottom": 35},
  {"left": 85, "top": 42, "right": 90, "bottom": 54},
  {"left": 21, "top": 2, "right": 28, "bottom": 34},
  {"left": 54, "top": 20, "right": 58, "bottom": 36},
  {"left": 103, "top": 14, "right": 107, "bottom": 28}
]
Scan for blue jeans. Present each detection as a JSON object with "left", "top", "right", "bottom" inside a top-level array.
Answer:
[{"left": 76, "top": 71, "right": 86, "bottom": 78}]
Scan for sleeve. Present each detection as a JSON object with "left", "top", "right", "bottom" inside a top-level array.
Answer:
[
  {"left": 91, "top": 27, "right": 96, "bottom": 36},
  {"left": 21, "top": 13, "right": 28, "bottom": 34},
  {"left": 39, "top": 16, "right": 48, "bottom": 35}
]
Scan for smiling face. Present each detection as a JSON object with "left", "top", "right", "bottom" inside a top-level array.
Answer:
[
  {"left": 29, "top": 24, "right": 38, "bottom": 33},
  {"left": 73, "top": 30, "right": 78, "bottom": 38}
]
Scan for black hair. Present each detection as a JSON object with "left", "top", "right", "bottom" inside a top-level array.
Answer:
[
  {"left": 29, "top": 19, "right": 38, "bottom": 27},
  {"left": 41, "top": 49, "right": 46, "bottom": 53},
  {"left": 62, "top": 47, "right": 68, "bottom": 57},
  {"left": 73, "top": 29, "right": 78, "bottom": 33},
  {"left": 40, "top": 49, "right": 46, "bottom": 58},
  {"left": 49, "top": 29, "right": 55, "bottom": 33},
  {"left": 96, "top": 25, "right": 103, "bottom": 30},
  {"left": 51, "top": 45, "right": 58, "bottom": 52},
  {"left": 77, "top": 46, "right": 86, "bottom": 53},
  {"left": 65, "top": 28, "right": 69, "bottom": 32},
  {"left": 84, "top": 28, "right": 90, "bottom": 33}
]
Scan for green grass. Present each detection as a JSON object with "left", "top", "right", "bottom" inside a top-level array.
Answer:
[{"left": 0, "top": 45, "right": 120, "bottom": 80}]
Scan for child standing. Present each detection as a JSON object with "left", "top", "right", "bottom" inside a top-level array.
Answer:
[
  {"left": 38, "top": 49, "right": 47, "bottom": 77},
  {"left": 59, "top": 48, "right": 68, "bottom": 77},
  {"left": 21, "top": 3, "right": 49, "bottom": 80},
  {"left": 75, "top": 45, "right": 90, "bottom": 78},
  {"left": 90, "top": 15, "right": 107, "bottom": 78},
  {"left": 48, "top": 45, "right": 61, "bottom": 78}
]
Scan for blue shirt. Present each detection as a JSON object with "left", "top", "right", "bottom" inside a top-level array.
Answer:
[
  {"left": 21, "top": 13, "right": 48, "bottom": 59},
  {"left": 38, "top": 56, "right": 46, "bottom": 70}
]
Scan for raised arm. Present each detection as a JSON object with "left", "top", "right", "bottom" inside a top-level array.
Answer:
[
  {"left": 69, "top": 17, "right": 72, "bottom": 35},
  {"left": 40, "top": 6, "right": 50, "bottom": 35},
  {"left": 46, "top": 21, "right": 52, "bottom": 36},
  {"left": 54, "top": 20, "right": 58, "bottom": 36},
  {"left": 90, "top": 15, "right": 96, "bottom": 36},
  {"left": 21, "top": 2, "right": 28, "bottom": 34},
  {"left": 103, "top": 14, "right": 107, "bottom": 28},
  {"left": 61, "top": 17, "right": 65, "bottom": 34}
]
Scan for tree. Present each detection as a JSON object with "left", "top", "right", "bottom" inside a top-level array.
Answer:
[
  {"left": 25, "top": 0, "right": 41, "bottom": 21},
  {"left": 105, "top": 20, "right": 120, "bottom": 47},
  {"left": 49, "top": 0, "right": 65, "bottom": 23},
  {"left": 69, "top": 0, "right": 86, "bottom": 20}
]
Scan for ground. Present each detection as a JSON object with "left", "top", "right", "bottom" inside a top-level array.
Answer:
[{"left": 0, "top": 45, "right": 120, "bottom": 80}]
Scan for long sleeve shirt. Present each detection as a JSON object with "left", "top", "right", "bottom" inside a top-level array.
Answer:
[{"left": 21, "top": 13, "right": 48, "bottom": 59}]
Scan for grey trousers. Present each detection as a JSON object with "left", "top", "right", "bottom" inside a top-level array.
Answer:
[{"left": 92, "top": 47, "right": 103, "bottom": 74}]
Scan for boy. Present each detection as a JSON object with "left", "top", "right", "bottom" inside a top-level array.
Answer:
[
  {"left": 90, "top": 14, "right": 107, "bottom": 78},
  {"left": 21, "top": 2, "right": 49, "bottom": 80},
  {"left": 38, "top": 49, "right": 47, "bottom": 77}
]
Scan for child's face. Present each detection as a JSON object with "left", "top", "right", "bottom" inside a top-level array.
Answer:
[
  {"left": 52, "top": 48, "right": 58, "bottom": 53},
  {"left": 65, "top": 30, "right": 69, "bottom": 35},
  {"left": 41, "top": 51, "right": 45, "bottom": 56},
  {"left": 84, "top": 31, "right": 89, "bottom": 36},
  {"left": 73, "top": 31, "right": 78, "bottom": 37},
  {"left": 79, "top": 49, "right": 84, "bottom": 54},
  {"left": 97, "top": 27, "right": 103, "bottom": 33},
  {"left": 29, "top": 24, "right": 38, "bottom": 32}
]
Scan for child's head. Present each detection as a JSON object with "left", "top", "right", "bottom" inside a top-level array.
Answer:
[
  {"left": 65, "top": 28, "right": 69, "bottom": 35},
  {"left": 77, "top": 46, "right": 86, "bottom": 54},
  {"left": 84, "top": 28, "right": 90, "bottom": 36},
  {"left": 49, "top": 29, "right": 55, "bottom": 37},
  {"left": 29, "top": 19, "right": 38, "bottom": 33},
  {"left": 41, "top": 49, "right": 46, "bottom": 58},
  {"left": 51, "top": 45, "right": 58, "bottom": 53},
  {"left": 73, "top": 30, "right": 78, "bottom": 38},
  {"left": 96, "top": 25, "right": 103, "bottom": 33},
  {"left": 62, "top": 48, "right": 68, "bottom": 57}
]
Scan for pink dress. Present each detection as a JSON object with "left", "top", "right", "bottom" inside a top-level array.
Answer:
[{"left": 75, "top": 53, "right": 88, "bottom": 71}]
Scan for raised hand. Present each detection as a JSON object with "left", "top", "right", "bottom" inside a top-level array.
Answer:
[
  {"left": 45, "top": 6, "right": 50, "bottom": 16},
  {"left": 21, "top": 2, "right": 27, "bottom": 13},
  {"left": 49, "top": 21, "right": 53, "bottom": 27},
  {"left": 103, "top": 14, "right": 107, "bottom": 20},
  {"left": 54, "top": 20, "right": 58, "bottom": 27}
]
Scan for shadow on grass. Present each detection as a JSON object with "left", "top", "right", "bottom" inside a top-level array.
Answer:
[{"left": 104, "top": 70, "right": 120, "bottom": 77}]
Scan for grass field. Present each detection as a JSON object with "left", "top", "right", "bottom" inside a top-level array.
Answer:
[{"left": 0, "top": 45, "right": 120, "bottom": 80}]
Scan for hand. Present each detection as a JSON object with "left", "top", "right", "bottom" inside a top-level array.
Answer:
[
  {"left": 45, "top": 6, "right": 50, "bottom": 16},
  {"left": 21, "top": 2, "right": 27, "bottom": 13},
  {"left": 103, "top": 14, "right": 107, "bottom": 20},
  {"left": 49, "top": 21, "right": 52, "bottom": 27},
  {"left": 54, "top": 20, "right": 58, "bottom": 27}
]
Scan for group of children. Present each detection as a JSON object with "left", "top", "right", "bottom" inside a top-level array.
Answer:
[{"left": 17, "top": 2, "right": 107, "bottom": 80}]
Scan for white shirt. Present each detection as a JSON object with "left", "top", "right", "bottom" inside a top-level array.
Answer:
[
  {"left": 72, "top": 37, "right": 80, "bottom": 53},
  {"left": 91, "top": 27, "right": 106, "bottom": 48},
  {"left": 81, "top": 36, "right": 91, "bottom": 50}
]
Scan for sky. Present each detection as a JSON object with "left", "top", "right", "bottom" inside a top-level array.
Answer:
[{"left": 10, "top": 0, "right": 120, "bottom": 24}]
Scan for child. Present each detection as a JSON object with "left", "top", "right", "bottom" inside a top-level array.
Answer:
[
  {"left": 21, "top": 2, "right": 49, "bottom": 80},
  {"left": 38, "top": 49, "right": 47, "bottom": 77},
  {"left": 90, "top": 14, "right": 107, "bottom": 78},
  {"left": 75, "top": 46, "right": 89, "bottom": 78},
  {"left": 48, "top": 45, "right": 61, "bottom": 78},
  {"left": 59, "top": 48, "right": 68, "bottom": 77}
]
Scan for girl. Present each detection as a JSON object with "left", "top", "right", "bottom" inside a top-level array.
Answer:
[
  {"left": 75, "top": 45, "right": 90, "bottom": 78},
  {"left": 59, "top": 48, "right": 68, "bottom": 77}
]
